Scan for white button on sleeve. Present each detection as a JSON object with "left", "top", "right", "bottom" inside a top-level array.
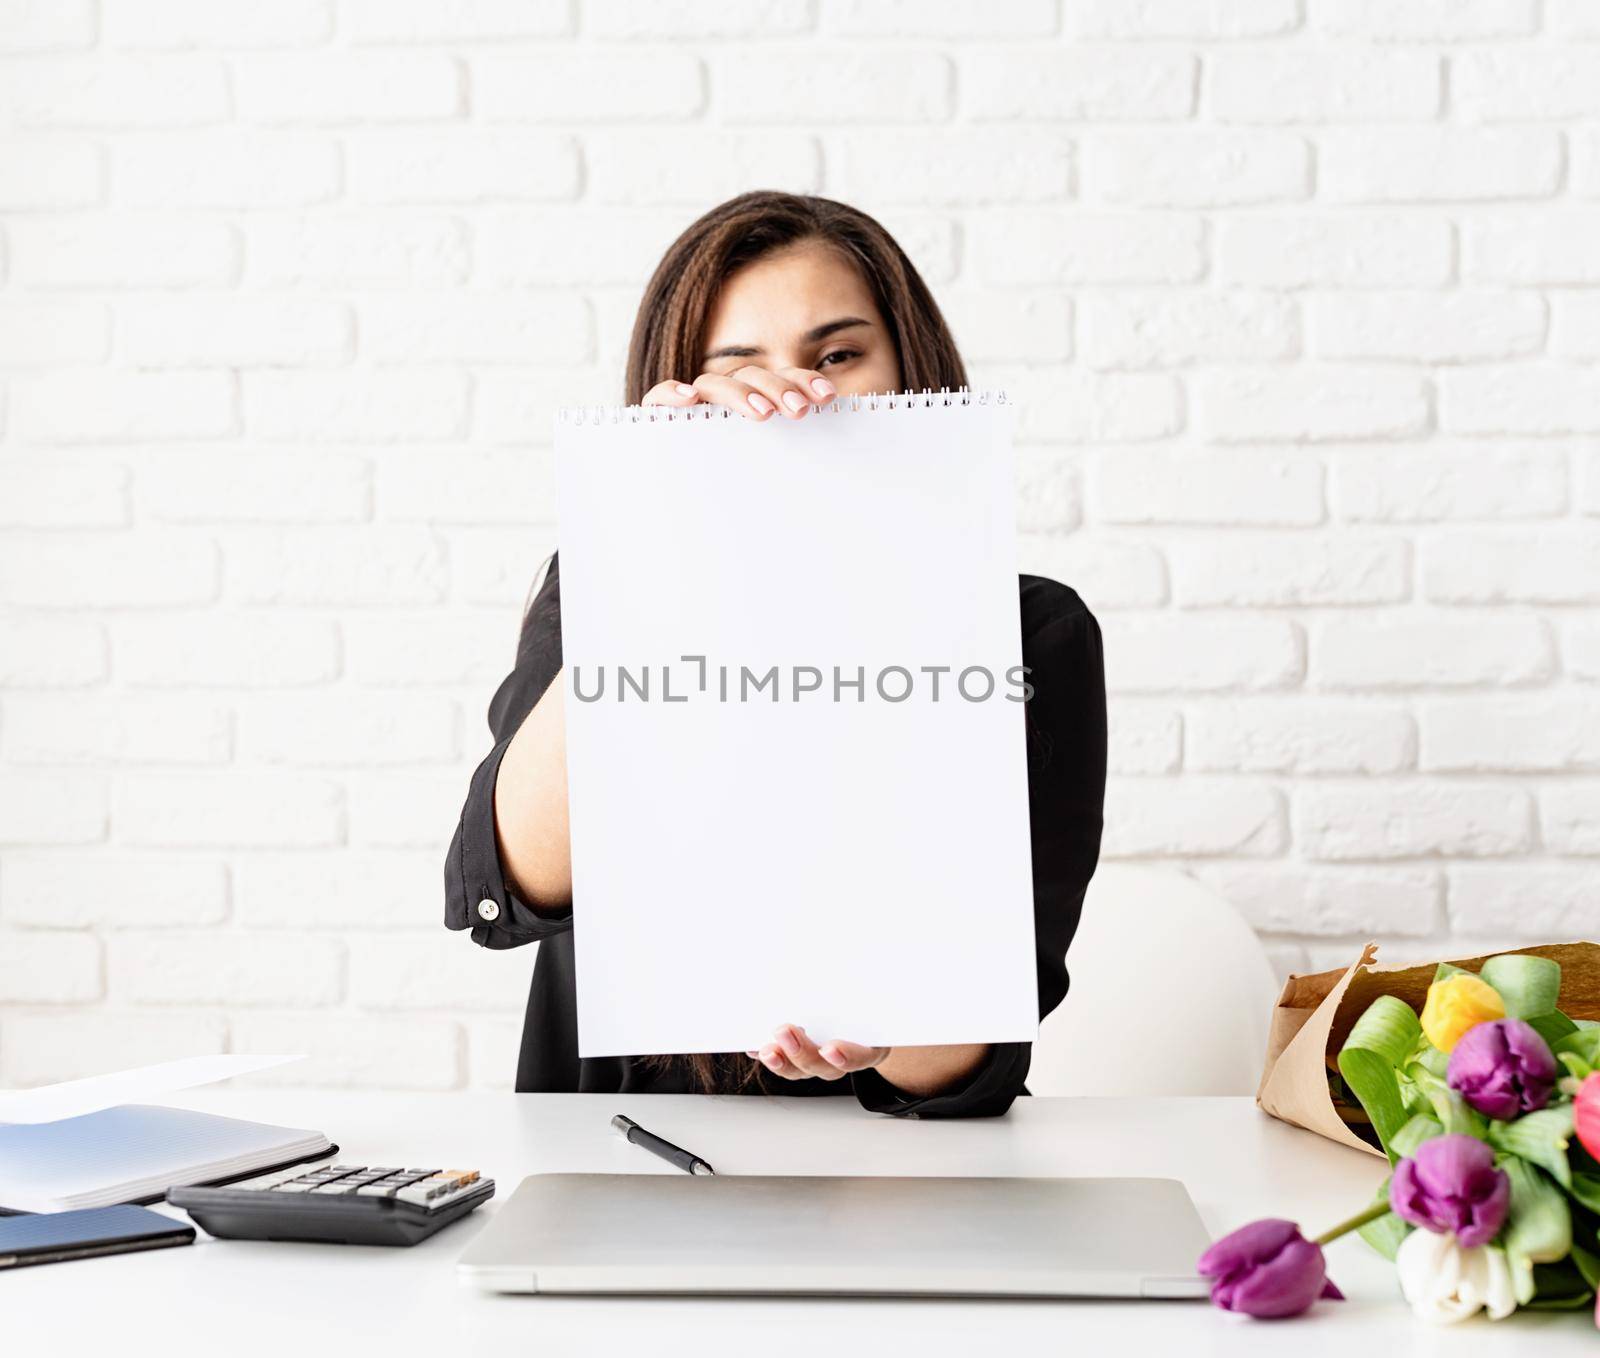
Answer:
[{"left": 476, "top": 898, "right": 500, "bottom": 922}]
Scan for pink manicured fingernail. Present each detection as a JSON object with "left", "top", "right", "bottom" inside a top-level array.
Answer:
[
  {"left": 675, "top": 383, "right": 696, "bottom": 396},
  {"left": 782, "top": 390, "right": 807, "bottom": 412},
  {"left": 747, "top": 392, "right": 773, "bottom": 415},
  {"left": 811, "top": 377, "right": 835, "bottom": 399},
  {"left": 821, "top": 1045, "right": 847, "bottom": 1067}
]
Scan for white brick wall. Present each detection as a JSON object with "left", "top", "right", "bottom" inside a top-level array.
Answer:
[{"left": 2, "top": 1, "right": 1597, "bottom": 1089}]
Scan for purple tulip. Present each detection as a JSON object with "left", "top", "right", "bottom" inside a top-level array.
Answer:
[
  {"left": 1197, "top": 1218, "right": 1344, "bottom": 1319},
  {"left": 1390, "top": 1134, "right": 1510, "bottom": 1249},
  {"left": 1447, "top": 1018, "right": 1558, "bottom": 1121}
]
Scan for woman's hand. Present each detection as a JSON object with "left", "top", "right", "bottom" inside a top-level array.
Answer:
[
  {"left": 643, "top": 367, "right": 837, "bottom": 421},
  {"left": 748, "top": 1024, "right": 889, "bottom": 1081},
  {"left": 751, "top": 1026, "right": 994, "bottom": 1097}
]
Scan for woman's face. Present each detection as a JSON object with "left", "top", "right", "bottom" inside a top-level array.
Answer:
[{"left": 699, "top": 240, "right": 903, "bottom": 397}]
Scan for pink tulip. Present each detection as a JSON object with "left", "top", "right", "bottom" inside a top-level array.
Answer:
[{"left": 1576, "top": 1072, "right": 1600, "bottom": 1164}]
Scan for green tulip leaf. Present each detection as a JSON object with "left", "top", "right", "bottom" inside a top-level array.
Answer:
[
  {"left": 1524, "top": 1259, "right": 1595, "bottom": 1310},
  {"left": 1433, "top": 962, "right": 1471, "bottom": 983},
  {"left": 1529, "top": 1011, "right": 1580, "bottom": 1049},
  {"left": 1572, "top": 1239, "right": 1600, "bottom": 1290},
  {"left": 1346, "top": 994, "right": 1423, "bottom": 1066},
  {"left": 1358, "top": 1211, "right": 1410, "bottom": 1262},
  {"left": 1568, "top": 1173, "right": 1600, "bottom": 1216},
  {"left": 1354, "top": 1174, "right": 1409, "bottom": 1261},
  {"left": 1435, "top": 1090, "right": 1488, "bottom": 1140},
  {"left": 1413, "top": 1044, "right": 1449, "bottom": 1079},
  {"left": 1404, "top": 1064, "right": 1488, "bottom": 1139},
  {"left": 1338, "top": 1052, "right": 1408, "bottom": 1162},
  {"left": 1501, "top": 1157, "right": 1573, "bottom": 1307},
  {"left": 1480, "top": 955, "right": 1561, "bottom": 1019},
  {"left": 1390, "top": 1113, "right": 1445, "bottom": 1159},
  {"left": 1339, "top": 996, "right": 1422, "bottom": 1161},
  {"left": 1399, "top": 1084, "right": 1433, "bottom": 1120},
  {"left": 1554, "top": 1026, "right": 1600, "bottom": 1067},
  {"left": 1559, "top": 1052, "right": 1595, "bottom": 1082},
  {"left": 1488, "top": 1106, "right": 1575, "bottom": 1191}
]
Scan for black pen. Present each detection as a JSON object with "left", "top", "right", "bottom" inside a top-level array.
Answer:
[{"left": 611, "top": 1114, "right": 716, "bottom": 1176}]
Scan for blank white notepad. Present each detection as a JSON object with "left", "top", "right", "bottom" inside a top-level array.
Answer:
[
  {"left": 0, "top": 1104, "right": 331, "bottom": 1213},
  {"left": 555, "top": 389, "right": 1037, "bottom": 1058}
]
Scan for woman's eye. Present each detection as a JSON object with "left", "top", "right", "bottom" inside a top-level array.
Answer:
[{"left": 817, "top": 349, "right": 859, "bottom": 368}]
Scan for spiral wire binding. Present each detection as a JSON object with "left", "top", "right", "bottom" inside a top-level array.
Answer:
[{"left": 558, "top": 385, "right": 1008, "bottom": 426}]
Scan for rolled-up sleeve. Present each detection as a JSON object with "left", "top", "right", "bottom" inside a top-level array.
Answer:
[
  {"left": 443, "top": 733, "right": 573, "bottom": 951},
  {"left": 851, "top": 584, "right": 1107, "bottom": 1119},
  {"left": 851, "top": 1043, "right": 1033, "bottom": 1119},
  {"left": 443, "top": 554, "right": 570, "bottom": 952}
]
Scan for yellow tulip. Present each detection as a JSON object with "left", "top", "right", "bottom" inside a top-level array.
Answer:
[{"left": 1419, "top": 973, "right": 1506, "bottom": 1053}]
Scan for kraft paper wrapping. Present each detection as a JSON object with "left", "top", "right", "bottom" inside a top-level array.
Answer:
[{"left": 1256, "top": 940, "right": 1600, "bottom": 1157}]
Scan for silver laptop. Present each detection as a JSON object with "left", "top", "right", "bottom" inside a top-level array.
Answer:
[{"left": 457, "top": 1174, "right": 1212, "bottom": 1299}]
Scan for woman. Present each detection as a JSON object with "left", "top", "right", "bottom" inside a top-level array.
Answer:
[{"left": 445, "top": 191, "right": 1107, "bottom": 1118}]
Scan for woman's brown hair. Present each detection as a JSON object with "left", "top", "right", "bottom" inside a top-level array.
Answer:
[
  {"left": 624, "top": 189, "right": 967, "bottom": 405},
  {"left": 618, "top": 192, "right": 971, "bottom": 1095}
]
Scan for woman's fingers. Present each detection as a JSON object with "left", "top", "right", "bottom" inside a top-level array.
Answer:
[
  {"left": 652, "top": 368, "right": 836, "bottom": 422},
  {"left": 755, "top": 1025, "right": 834, "bottom": 1080},
  {"left": 756, "top": 1043, "right": 805, "bottom": 1080},
  {"left": 774, "top": 1024, "right": 839, "bottom": 1078},
  {"left": 817, "top": 1039, "right": 890, "bottom": 1072},
  {"left": 692, "top": 370, "right": 797, "bottom": 420},
  {"left": 692, "top": 368, "right": 816, "bottom": 421},
  {"left": 726, "top": 365, "right": 815, "bottom": 419},
  {"left": 754, "top": 1025, "right": 891, "bottom": 1081},
  {"left": 775, "top": 366, "right": 837, "bottom": 406},
  {"left": 686, "top": 372, "right": 769, "bottom": 420},
  {"left": 640, "top": 379, "right": 702, "bottom": 407}
]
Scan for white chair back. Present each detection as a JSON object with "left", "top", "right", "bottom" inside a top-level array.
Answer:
[{"left": 1028, "top": 865, "right": 1279, "bottom": 1097}]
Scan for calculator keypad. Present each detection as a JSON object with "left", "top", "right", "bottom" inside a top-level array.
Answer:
[
  {"left": 168, "top": 1162, "right": 494, "bottom": 1247},
  {"left": 232, "top": 1164, "right": 483, "bottom": 1210}
]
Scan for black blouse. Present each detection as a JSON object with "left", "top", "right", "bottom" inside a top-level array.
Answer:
[{"left": 444, "top": 553, "right": 1107, "bottom": 1118}]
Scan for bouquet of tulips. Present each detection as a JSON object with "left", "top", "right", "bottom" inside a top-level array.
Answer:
[{"left": 1201, "top": 951, "right": 1600, "bottom": 1325}]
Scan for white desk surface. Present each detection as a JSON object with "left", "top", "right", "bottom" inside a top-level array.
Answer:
[{"left": 9, "top": 1092, "right": 1592, "bottom": 1356}]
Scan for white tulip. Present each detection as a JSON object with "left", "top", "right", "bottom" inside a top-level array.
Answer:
[{"left": 1395, "top": 1228, "right": 1517, "bottom": 1324}]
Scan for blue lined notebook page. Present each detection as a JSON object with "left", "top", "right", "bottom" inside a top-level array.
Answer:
[{"left": 0, "top": 1104, "right": 331, "bottom": 1213}]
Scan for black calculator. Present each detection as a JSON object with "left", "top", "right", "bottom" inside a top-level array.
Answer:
[{"left": 168, "top": 1164, "right": 494, "bottom": 1246}]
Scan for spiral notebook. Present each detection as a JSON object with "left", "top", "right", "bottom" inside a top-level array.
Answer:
[{"left": 554, "top": 388, "right": 1038, "bottom": 1058}]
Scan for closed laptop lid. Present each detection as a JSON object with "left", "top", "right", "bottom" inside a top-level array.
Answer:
[{"left": 457, "top": 1173, "right": 1212, "bottom": 1298}]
